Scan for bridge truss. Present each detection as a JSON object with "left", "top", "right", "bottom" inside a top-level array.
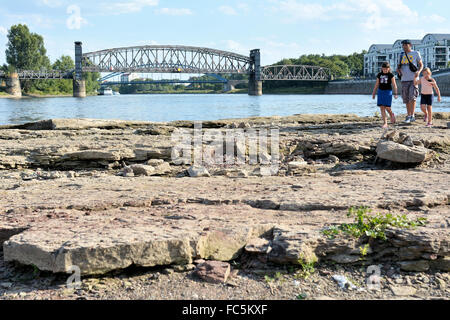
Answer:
[
  {"left": 82, "top": 45, "right": 253, "bottom": 75},
  {"left": 260, "top": 65, "right": 331, "bottom": 81}
]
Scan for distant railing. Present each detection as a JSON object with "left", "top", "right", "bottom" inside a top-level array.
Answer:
[
  {"left": 260, "top": 65, "right": 332, "bottom": 81},
  {"left": 0, "top": 70, "right": 74, "bottom": 79}
]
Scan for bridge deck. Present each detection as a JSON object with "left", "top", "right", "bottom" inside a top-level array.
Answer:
[{"left": 0, "top": 70, "right": 73, "bottom": 80}]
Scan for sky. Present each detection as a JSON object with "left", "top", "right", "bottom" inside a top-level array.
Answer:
[{"left": 0, "top": 0, "right": 449, "bottom": 66}]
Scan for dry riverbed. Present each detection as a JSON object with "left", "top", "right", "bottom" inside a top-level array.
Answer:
[{"left": 0, "top": 113, "right": 449, "bottom": 300}]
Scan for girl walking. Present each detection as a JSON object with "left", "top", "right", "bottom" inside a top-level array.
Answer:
[
  {"left": 417, "top": 68, "right": 441, "bottom": 127},
  {"left": 372, "top": 62, "right": 398, "bottom": 128}
]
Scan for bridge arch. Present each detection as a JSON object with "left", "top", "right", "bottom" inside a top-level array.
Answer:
[{"left": 82, "top": 45, "right": 254, "bottom": 74}]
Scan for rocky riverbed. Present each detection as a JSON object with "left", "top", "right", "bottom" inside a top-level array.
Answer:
[{"left": 0, "top": 113, "right": 449, "bottom": 300}]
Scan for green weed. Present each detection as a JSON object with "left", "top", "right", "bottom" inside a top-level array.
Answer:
[{"left": 322, "top": 206, "right": 428, "bottom": 241}]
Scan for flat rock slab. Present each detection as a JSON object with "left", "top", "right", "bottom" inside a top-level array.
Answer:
[
  {"left": 2, "top": 205, "right": 274, "bottom": 275},
  {"left": 390, "top": 286, "right": 417, "bottom": 296},
  {"left": 2, "top": 203, "right": 449, "bottom": 275}
]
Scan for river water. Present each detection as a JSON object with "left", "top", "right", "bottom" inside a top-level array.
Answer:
[{"left": 1, "top": 94, "right": 449, "bottom": 125}]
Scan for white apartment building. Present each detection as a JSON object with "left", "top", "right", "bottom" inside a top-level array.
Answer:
[
  {"left": 120, "top": 73, "right": 140, "bottom": 82},
  {"left": 364, "top": 34, "right": 450, "bottom": 77}
]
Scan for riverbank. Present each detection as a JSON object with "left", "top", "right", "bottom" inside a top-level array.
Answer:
[{"left": 0, "top": 113, "right": 449, "bottom": 300}]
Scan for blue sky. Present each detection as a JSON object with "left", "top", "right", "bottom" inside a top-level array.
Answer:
[{"left": 0, "top": 0, "right": 449, "bottom": 66}]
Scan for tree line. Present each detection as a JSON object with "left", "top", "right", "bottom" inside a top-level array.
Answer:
[
  {"left": 1, "top": 24, "right": 99, "bottom": 95},
  {"left": 273, "top": 52, "right": 367, "bottom": 78}
]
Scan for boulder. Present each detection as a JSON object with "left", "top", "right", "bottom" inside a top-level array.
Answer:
[
  {"left": 194, "top": 261, "right": 231, "bottom": 284},
  {"left": 130, "top": 164, "right": 156, "bottom": 176},
  {"left": 376, "top": 141, "right": 433, "bottom": 163}
]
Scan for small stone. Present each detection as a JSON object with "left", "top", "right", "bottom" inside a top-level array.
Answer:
[
  {"left": 173, "top": 265, "right": 194, "bottom": 272},
  {"left": 194, "top": 261, "right": 231, "bottom": 284},
  {"left": 390, "top": 285, "right": 417, "bottom": 296},
  {"left": 314, "top": 296, "right": 335, "bottom": 300},
  {"left": 226, "top": 281, "right": 239, "bottom": 288},
  {"left": 162, "top": 268, "right": 174, "bottom": 275},
  {"left": 384, "top": 130, "right": 398, "bottom": 141},
  {"left": 329, "top": 254, "right": 360, "bottom": 264},
  {"left": 332, "top": 275, "right": 357, "bottom": 290},
  {"left": 194, "top": 259, "right": 206, "bottom": 265},
  {"left": 130, "top": 164, "right": 156, "bottom": 176},
  {"left": 66, "top": 171, "right": 76, "bottom": 178},
  {"left": 185, "top": 264, "right": 196, "bottom": 271},
  {"left": 328, "top": 155, "right": 340, "bottom": 164},
  {"left": 288, "top": 160, "right": 308, "bottom": 170},
  {"left": 244, "top": 238, "right": 271, "bottom": 254},
  {"left": 120, "top": 166, "right": 134, "bottom": 177},
  {"left": 436, "top": 278, "right": 446, "bottom": 290},
  {"left": 187, "top": 165, "right": 210, "bottom": 177},
  {"left": 401, "top": 136, "right": 414, "bottom": 147}
]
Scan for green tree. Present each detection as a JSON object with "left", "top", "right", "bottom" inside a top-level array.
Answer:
[
  {"left": 6, "top": 24, "right": 50, "bottom": 71},
  {"left": 53, "top": 55, "right": 75, "bottom": 72}
]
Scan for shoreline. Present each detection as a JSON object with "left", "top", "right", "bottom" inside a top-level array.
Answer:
[{"left": 1, "top": 90, "right": 450, "bottom": 98}]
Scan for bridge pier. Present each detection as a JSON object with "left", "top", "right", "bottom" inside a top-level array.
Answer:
[
  {"left": 73, "top": 41, "right": 86, "bottom": 98},
  {"left": 223, "top": 82, "right": 235, "bottom": 92},
  {"left": 248, "top": 77, "right": 263, "bottom": 96},
  {"left": 5, "top": 73, "right": 22, "bottom": 98},
  {"left": 73, "top": 79, "right": 86, "bottom": 98},
  {"left": 249, "top": 49, "right": 262, "bottom": 96}
]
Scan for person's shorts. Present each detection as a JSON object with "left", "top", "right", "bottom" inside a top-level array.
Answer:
[
  {"left": 401, "top": 81, "right": 419, "bottom": 104},
  {"left": 377, "top": 89, "right": 393, "bottom": 107},
  {"left": 420, "top": 94, "right": 433, "bottom": 106}
]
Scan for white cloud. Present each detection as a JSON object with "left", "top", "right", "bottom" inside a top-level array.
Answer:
[
  {"left": 155, "top": 8, "right": 193, "bottom": 16},
  {"left": 225, "top": 40, "right": 249, "bottom": 54},
  {"left": 4, "top": 13, "right": 55, "bottom": 29},
  {"left": 237, "top": 3, "right": 250, "bottom": 13},
  {"left": 0, "top": 26, "right": 7, "bottom": 36},
  {"left": 37, "top": 0, "right": 63, "bottom": 7},
  {"left": 103, "top": 0, "right": 159, "bottom": 15},
  {"left": 269, "top": 0, "right": 446, "bottom": 33},
  {"left": 66, "top": 5, "right": 87, "bottom": 30},
  {"left": 426, "top": 14, "right": 446, "bottom": 23},
  {"left": 219, "top": 6, "right": 237, "bottom": 16}
]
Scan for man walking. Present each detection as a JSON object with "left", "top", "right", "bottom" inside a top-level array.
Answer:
[{"left": 397, "top": 40, "right": 423, "bottom": 123}]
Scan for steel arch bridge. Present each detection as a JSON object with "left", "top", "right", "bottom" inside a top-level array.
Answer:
[
  {"left": 1, "top": 42, "right": 333, "bottom": 97},
  {"left": 82, "top": 45, "right": 254, "bottom": 75}
]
